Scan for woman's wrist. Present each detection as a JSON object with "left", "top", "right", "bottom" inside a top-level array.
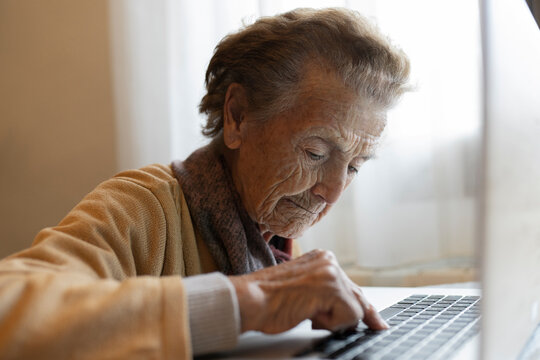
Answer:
[{"left": 228, "top": 275, "right": 266, "bottom": 332}]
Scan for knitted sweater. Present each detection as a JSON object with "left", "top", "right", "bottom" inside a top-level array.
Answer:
[{"left": 0, "top": 164, "right": 237, "bottom": 359}]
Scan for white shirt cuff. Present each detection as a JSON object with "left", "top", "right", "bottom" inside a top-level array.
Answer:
[{"left": 183, "top": 272, "right": 240, "bottom": 355}]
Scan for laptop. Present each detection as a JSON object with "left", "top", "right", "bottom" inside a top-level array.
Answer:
[{"left": 202, "top": 0, "right": 540, "bottom": 358}]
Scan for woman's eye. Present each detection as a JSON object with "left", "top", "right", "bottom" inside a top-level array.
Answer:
[
  {"left": 307, "top": 151, "right": 324, "bottom": 161},
  {"left": 348, "top": 165, "right": 359, "bottom": 174}
]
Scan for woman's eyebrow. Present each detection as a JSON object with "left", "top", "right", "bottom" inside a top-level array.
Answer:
[
  {"left": 308, "top": 132, "right": 377, "bottom": 161},
  {"left": 361, "top": 154, "right": 375, "bottom": 161},
  {"left": 350, "top": 152, "right": 376, "bottom": 165}
]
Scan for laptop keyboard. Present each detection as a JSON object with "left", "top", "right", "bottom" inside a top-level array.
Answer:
[{"left": 295, "top": 294, "right": 481, "bottom": 360}]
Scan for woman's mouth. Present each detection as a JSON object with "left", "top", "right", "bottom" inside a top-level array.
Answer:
[{"left": 284, "top": 198, "right": 321, "bottom": 215}]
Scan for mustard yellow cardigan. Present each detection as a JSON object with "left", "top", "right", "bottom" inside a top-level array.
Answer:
[{"left": 0, "top": 164, "right": 221, "bottom": 359}]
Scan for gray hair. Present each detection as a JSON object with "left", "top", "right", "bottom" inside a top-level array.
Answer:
[{"left": 199, "top": 7, "right": 411, "bottom": 137}]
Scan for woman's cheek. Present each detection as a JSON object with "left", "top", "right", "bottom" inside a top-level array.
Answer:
[{"left": 296, "top": 161, "right": 322, "bottom": 191}]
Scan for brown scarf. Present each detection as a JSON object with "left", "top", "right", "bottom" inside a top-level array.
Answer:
[{"left": 171, "top": 144, "right": 291, "bottom": 275}]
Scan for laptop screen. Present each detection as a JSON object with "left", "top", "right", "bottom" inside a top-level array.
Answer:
[{"left": 480, "top": 0, "right": 540, "bottom": 358}]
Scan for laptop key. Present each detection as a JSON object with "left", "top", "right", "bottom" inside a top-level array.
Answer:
[
  {"left": 327, "top": 332, "right": 380, "bottom": 359},
  {"left": 379, "top": 306, "right": 405, "bottom": 320}
]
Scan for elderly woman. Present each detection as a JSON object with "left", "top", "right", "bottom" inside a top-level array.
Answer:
[{"left": 0, "top": 7, "right": 409, "bottom": 359}]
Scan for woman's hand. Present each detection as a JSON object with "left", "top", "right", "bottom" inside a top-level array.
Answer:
[{"left": 228, "top": 249, "right": 388, "bottom": 334}]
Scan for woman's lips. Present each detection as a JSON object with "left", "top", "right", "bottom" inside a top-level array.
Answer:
[{"left": 284, "top": 198, "right": 322, "bottom": 215}]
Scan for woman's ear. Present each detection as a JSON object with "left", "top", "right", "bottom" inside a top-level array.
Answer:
[{"left": 223, "top": 83, "right": 249, "bottom": 150}]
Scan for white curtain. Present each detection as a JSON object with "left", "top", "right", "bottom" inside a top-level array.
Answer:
[{"left": 108, "top": 0, "right": 481, "bottom": 269}]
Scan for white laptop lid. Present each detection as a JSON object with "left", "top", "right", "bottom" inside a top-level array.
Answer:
[{"left": 480, "top": 0, "right": 540, "bottom": 359}]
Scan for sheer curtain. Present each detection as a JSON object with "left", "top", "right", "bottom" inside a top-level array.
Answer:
[{"left": 108, "top": 0, "right": 481, "bottom": 272}]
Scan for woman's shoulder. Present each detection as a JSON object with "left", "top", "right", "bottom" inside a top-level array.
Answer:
[
  {"left": 113, "top": 163, "right": 176, "bottom": 185},
  {"left": 108, "top": 163, "right": 183, "bottom": 195},
  {"left": 89, "top": 164, "right": 185, "bottom": 215}
]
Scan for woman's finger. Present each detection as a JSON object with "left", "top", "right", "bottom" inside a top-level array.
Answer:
[{"left": 353, "top": 288, "right": 389, "bottom": 330}]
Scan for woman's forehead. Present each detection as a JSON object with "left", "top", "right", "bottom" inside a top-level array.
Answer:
[
  {"left": 296, "top": 66, "right": 386, "bottom": 125},
  {"left": 292, "top": 88, "right": 386, "bottom": 135}
]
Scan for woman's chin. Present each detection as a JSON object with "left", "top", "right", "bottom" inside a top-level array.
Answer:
[
  {"left": 262, "top": 212, "right": 322, "bottom": 239},
  {"left": 269, "top": 223, "right": 311, "bottom": 239}
]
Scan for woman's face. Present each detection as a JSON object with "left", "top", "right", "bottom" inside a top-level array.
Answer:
[{"left": 225, "top": 69, "right": 385, "bottom": 240}]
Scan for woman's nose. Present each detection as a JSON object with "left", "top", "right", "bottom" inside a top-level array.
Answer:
[{"left": 311, "top": 167, "right": 348, "bottom": 205}]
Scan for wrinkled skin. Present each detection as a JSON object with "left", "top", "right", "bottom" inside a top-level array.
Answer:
[
  {"left": 222, "top": 66, "right": 388, "bottom": 334},
  {"left": 229, "top": 249, "right": 388, "bottom": 333},
  {"left": 223, "top": 67, "right": 385, "bottom": 240}
]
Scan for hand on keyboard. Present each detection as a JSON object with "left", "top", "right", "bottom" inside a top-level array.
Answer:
[
  {"left": 229, "top": 249, "right": 389, "bottom": 334},
  {"left": 297, "top": 294, "right": 481, "bottom": 359}
]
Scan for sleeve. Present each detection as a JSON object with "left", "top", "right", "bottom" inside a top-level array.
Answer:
[
  {"left": 0, "top": 166, "right": 193, "bottom": 359},
  {"left": 184, "top": 272, "right": 240, "bottom": 355}
]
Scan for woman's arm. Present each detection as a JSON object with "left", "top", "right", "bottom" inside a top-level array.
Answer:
[{"left": 0, "top": 165, "right": 192, "bottom": 359}]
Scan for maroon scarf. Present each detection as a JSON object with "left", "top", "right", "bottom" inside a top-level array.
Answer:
[{"left": 171, "top": 144, "right": 291, "bottom": 275}]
